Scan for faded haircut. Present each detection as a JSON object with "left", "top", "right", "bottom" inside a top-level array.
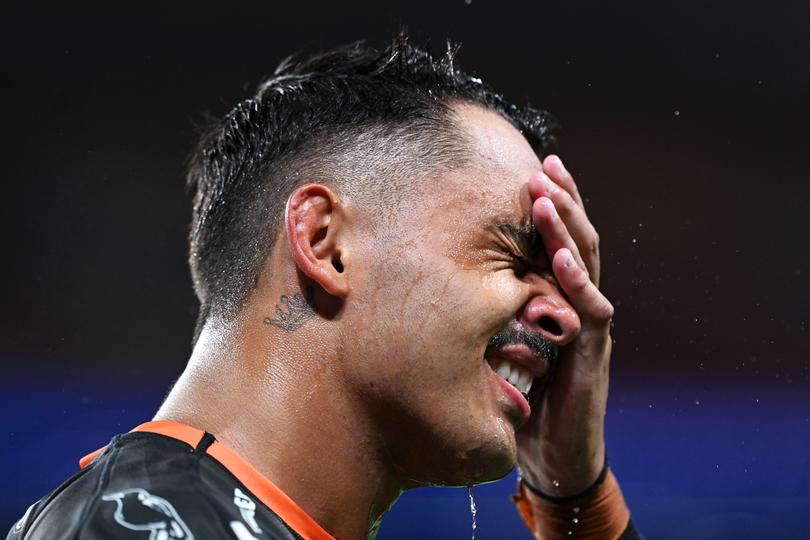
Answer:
[{"left": 186, "top": 32, "right": 559, "bottom": 340}]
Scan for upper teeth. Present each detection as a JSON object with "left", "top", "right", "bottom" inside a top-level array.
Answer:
[{"left": 492, "top": 360, "right": 533, "bottom": 395}]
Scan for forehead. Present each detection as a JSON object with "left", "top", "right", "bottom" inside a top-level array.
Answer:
[
  {"left": 454, "top": 103, "right": 543, "bottom": 183},
  {"left": 430, "top": 104, "right": 542, "bottom": 230}
]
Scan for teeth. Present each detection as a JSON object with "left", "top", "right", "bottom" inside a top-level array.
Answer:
[
  {"left": 518, "top": 370, "right": 533, "bottom": 393},
  {"left": 493, "top": 360, "right": 534, "bottom": 395}
]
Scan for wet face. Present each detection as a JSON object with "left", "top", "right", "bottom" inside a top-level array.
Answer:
[{"left": 341, "top": 104, "right": 580, "bottom": 486}]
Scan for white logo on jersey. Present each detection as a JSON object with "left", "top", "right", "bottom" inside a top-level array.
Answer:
[
  {"left": 229, "top": 520, "right": 260, "bottom": 540},
  {"left": 102, "top": 488, "right": 194, "bottom": 540},
  {"left": 12, "top": 501, "right": 37, "bottom": 533},
  {"left": 232, "top": 487, "right": 262, "bottom": 534}
]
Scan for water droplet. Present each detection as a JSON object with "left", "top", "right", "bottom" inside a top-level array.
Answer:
[
  {"left": 572, "top": 517, "right": 579, "bottom": 524},
  {"left": 467, "top": 485, "right": 477, "bottom": 540},
  {"left": 573, "top": 507, "right": 580, "bottom": 513},
  {"left": 631, "top": 238, "right": 637, "bottom": 243},
  {"left": 567, "top": 531, "right": 573, "bottom": 536},
  {"left": 552, "top": 479, "right": 560, "bottom": 487},
  {"left": 465, "top": 0, "right": 472, "bottom": 4},
  {"left": 695, "top": 400, "right": 700, "bottom": 405}
]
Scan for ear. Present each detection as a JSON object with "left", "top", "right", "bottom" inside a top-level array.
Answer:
[{"left": 285, "top": 183, "right": 349, "bottom": 298}]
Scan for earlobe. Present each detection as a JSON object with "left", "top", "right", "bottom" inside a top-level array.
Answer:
[{"left": 285, "top": 184, "right": 349, "bottom": 298}]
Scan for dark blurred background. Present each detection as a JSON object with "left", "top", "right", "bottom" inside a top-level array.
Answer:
[{"left": 2, "top": 1, "right": 809, "bottom": 538}]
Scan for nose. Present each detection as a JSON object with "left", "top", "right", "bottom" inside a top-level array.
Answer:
[{"left": 518, "top": 288, "right": 581, "bottom": 348}]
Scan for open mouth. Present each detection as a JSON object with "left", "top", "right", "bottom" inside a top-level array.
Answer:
[
  {"left": 484, "top": 342, "right": 555, "bottom": 408},
  {"left": 487, "top": 357, "right": 534, "bottom": 396}
]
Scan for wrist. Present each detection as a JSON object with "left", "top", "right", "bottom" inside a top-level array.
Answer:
[
  {"left": 511, "top": 465, "right": 631, "bottom": 540},
  {"left": 519, "top": 451, "right": 609, "bottom": 503},
  {"left": 517, "top": 443, "right": 606, "bottom": 498}
]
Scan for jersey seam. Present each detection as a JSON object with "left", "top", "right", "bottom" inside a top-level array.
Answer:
[
  {"left": 187, "top": 434, "right": 237, "bottom": 537},
  {"left": 69, "top": 441, "right": 120, "bottom": 540}
]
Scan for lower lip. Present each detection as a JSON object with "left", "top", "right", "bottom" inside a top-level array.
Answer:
[{"left": 492, "top": 370, "right": 531, "bottom": 421}]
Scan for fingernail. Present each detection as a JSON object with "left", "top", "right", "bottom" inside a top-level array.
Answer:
[{"left": 564, "top": 251, "right": 574, "bottom": 268}]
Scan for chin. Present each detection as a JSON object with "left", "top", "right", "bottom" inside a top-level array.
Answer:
[
  {"left": 427, "top": 428, "right": 519, "bottom": 487},
  {"left": 381, "top": 388, "right": 520, "bottom": 488},
  {"left": 459, "top": 447, "right": 516, "bottom": 485}
]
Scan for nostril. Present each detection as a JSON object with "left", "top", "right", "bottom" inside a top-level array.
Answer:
[{"left": 538, "top": 316, "right": 562, "bottom": 337}]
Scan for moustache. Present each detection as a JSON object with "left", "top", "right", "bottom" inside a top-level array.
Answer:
[{"left": 485, "top": 323, "right": 559, "bottom": 366}]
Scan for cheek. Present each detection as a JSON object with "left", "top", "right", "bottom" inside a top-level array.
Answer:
[
  {"left": 347, "top": 257, "right": 478, "bottom": 386},
  {"left": 342, "top": 246, "right": 523, "bottom": 481},
  {"left": 395, "top": 258, "right": 515, "bottom": 355},
  {"left": 481, "top": 271, "right": 525, "bottom": 316},
  {"left": 344, "top": 230, "right": 524, "bottom": 398}
]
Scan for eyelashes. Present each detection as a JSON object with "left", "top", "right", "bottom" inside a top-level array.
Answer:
[
  {"left": 508, "top": 252, "right": 532, "bottom": 277},
  {"left": 507, "top": 251, "right": 553, "bottom": 280}
]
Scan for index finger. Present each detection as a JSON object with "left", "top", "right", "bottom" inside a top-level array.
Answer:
[{"left": 542, "top": 155, "right": 585, "bottom": 209}]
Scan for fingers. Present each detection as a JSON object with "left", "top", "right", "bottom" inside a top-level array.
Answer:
[
  {"left": 528, "top": 170, "right": 601, "bottom": 286},
  {"left": 542, "top": 154, "right": 584, "bottom": 209},
  {"left": 552, "top": 248, "right": 614, "bottom": 330},
  {"left": 532, "top": 196, "right": 588, "bottom": 274}
]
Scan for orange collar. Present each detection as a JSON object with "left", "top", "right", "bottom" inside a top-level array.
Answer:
[{"left": 80, "top": 420, "right": 335, "bottom": 540}]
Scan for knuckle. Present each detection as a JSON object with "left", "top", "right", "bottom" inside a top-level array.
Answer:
[
  {"left": 570, "top": 268, "right": 590, "bottom": 290},
  {"left": 594, "top": 299, "right": 615, "bottom": 322},
  {"left": 585, "top": 232, "right": 600, "bottom": 258},
  {"left": 581, "top": 264, "right": 591, "bottom": 281}
]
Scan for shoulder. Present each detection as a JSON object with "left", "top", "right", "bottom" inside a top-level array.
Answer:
[{"left": 8, "top": 432, "right": 300, "bottom": 540}]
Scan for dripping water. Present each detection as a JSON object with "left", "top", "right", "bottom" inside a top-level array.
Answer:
[{"left": 467, "top": 485, "right": 477, "bottom": 540}]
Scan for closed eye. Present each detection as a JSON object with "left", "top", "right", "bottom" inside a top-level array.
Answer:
[
  {"left": 508, "top": 252, "right": 532, "bottom": 277},
  {"left": 486, "top": 219, "right": 548, "bottom": 277}
]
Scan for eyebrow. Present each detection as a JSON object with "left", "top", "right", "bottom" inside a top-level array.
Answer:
[{"left": 493, "top": 219, "right": 544, "bottom": 258}]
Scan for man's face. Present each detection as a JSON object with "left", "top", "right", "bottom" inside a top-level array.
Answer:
[{"left": 342, "top": 104, "right": 580, "bottom": 486}]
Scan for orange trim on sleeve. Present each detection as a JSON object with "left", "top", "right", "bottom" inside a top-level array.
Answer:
[
  {"left": 78, "top": 447, "right": 105, "bottom": 469},
  {"left": 511, "top": 469, "right": 630, "bottom": 540},
  {"left": 79, "top": 420, "right": 335, "bottom": 540}
]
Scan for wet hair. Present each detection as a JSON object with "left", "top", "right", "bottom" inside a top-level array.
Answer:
[{"left": 187, "top": 32, "right": 559, "bottom": 339}]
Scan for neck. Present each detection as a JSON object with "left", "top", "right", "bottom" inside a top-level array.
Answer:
[{"left": 156, "top": 314, "right": 404, "bottom": 540}]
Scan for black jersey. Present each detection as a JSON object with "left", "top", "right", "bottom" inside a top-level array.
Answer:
[{"left": 7, "top": 421, "right": 335, "bottom": 540}]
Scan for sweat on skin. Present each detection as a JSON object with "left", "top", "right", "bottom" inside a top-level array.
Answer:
[{"left": 154, "top": 103, "right": 618, "bottom": 539}]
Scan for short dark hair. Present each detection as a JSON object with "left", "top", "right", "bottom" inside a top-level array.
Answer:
[{"left": 187, "top": 32, "right": 559, "bottom": 338}]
